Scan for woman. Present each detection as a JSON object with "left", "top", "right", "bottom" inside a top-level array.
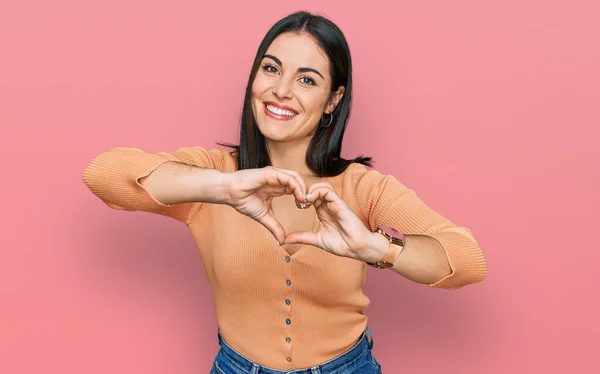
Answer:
[{"left": 83, "top": 11, "right": 487, "bottom": 374}]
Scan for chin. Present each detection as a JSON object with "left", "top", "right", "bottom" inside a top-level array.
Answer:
[
  {"left": 254, "top": 115, "right": 291, "bottom": 141},
  {"left": 257, "top": 125, "right": 291, "bottom": 142}
]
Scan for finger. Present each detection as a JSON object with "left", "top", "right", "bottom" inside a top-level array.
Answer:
[
  {"left": 272, "top": 168, "right": 308, "bottom": 199},
  {"left": 257, "top": 213, "right": 286, "bottom": 245},
  {"left": 296, "top": 199, "right": 311, "bottom": 210},
  {"left": 271, "top": 169, "right": 305, "bottom": 202},
  {"left": 305, "top": 185, "right": 339, "bottom": 205},
  {"left": 266, "top": 168, "right": 306, "bottom": 202},
  {"left": 262, "top": 185, "right": 287, "bottom": 197},
  {"left": 265, "top": 184, "right": 294, "bottom": 196},
  {"left": 307, "top": 182, "right": 335, "bottom": 196},
  {"left": 297, "top": 182, "right": 336, "bottom": 210},
  {"left": 284, "top": 231, "right": 320, "bottom": 247}
]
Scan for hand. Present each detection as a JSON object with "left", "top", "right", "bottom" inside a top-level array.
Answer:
[
  {"left": 225, "top": 166, "right": 307, "bottom": 244},
  {"left": 283, "top": 182, "right": 387, "bottom": 262}
]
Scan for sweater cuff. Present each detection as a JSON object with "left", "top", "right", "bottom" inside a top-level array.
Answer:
[
  {"left": 83, "top": 148, "right": 181, "bottom": 211},
  {"left": 131, "top": 160, "right": 183, "bottom": 209},
  {"left": 423, "top": 227, "right": 487, "bottom": 290}
]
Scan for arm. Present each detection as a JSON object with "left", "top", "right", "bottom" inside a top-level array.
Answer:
[
  {"left": 83, "top": 147, "right": 308, "bottom": 239},
  {"left": 82, "top": 146, "right": 230, "bottom": 224},
  {"left": 367, "top": 231, "right": 452, "bottom": 285},
  {"left": 351, "top": 165, "right": 487, "bottom": 290},
  {"left": 138, "top": 161, "right": 229, "bottom": 205}
]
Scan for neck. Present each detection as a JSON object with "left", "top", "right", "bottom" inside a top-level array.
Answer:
[{"left": 265, "top": 136, "right": 315, "bottom": 177}]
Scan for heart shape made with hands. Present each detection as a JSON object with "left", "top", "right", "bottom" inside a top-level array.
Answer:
[{"left": 228, "top": 166, "right": 373, "bottom": 259}]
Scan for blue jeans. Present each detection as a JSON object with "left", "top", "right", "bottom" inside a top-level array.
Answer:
[{"left": 210, "top": 327, "right": 382, "bottom": 374}]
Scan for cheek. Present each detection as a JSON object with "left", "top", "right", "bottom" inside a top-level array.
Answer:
[
  {"left": 298, "top": 91, "right": 328, "bottom": 114},
  {"left": 251, "top": 79, "right": 265, "bottom": 115},
  {"left": 251, "top": 81, "right": 260, "bottom": 100},
  {"left": 251, "top": 75, "right": 269, "bottom": 98}
]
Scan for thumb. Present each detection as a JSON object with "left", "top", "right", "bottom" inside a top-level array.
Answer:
[
  {"left": 284, "top": 231, "right": 320, "bottom": 247},
  {"left": 257, "top": 213, "right": 286, "bottom": 245}
]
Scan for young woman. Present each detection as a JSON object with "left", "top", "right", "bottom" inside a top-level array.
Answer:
[{"left": 83, "top": 11, "right": 487, "bottom": 374}]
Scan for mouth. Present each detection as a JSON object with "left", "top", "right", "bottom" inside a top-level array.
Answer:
[{"left": 264, "top": 101, "right": 298, "bottom": 120}]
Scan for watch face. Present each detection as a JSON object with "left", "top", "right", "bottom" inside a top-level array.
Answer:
[{"left": 379, "top": 225, "right": 405, "bottom": 240}]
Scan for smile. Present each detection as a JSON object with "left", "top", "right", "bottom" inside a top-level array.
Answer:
[{"left": 264, "top": 102, "right": 298, "bottom": 120}]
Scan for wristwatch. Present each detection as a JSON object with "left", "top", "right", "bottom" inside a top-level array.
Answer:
[{"left": 366, "top": 225, "right": 406, "bottom": 269}]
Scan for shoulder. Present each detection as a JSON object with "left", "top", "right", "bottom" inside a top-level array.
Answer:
[
  {"left": 341, "top": 162, "right": 388, "bottom": 187},
  {"left": 208, "top": 147, "right": 238, "bottom": 173},
  {"left": 339, "top": 163, "right": 378, "bottom": 199},
  {"left": 340, "top": 162, "right": 410, "bottom": 201}
]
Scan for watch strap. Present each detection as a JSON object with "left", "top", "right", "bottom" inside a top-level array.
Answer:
[{"left": 366, "top": 227, "right": 405, "bottom": 269}]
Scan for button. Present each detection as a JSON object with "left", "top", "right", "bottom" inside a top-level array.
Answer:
[
  {"left": 286, "top": 279, "right": 292, "bottom": 286},
  {"left": 285, "top": 256, "right": 291, "bottom": 262},
  {"left": 285, "top": 318, "right": 291, "bottom": 325},
  {"left": 285, "top": 299, "right": 291, "bottom": 306},
  {"left": 286, "top": 337, "right": 291, "bottom": 343},
  {"left": 286, "top": 357, "right": 292, "bottom": 362}
]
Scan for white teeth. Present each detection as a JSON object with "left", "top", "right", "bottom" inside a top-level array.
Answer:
[{"left": 266, "top": 104, "right": 296, "bottom": 117}]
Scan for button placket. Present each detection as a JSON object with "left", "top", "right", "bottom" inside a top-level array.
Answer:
[{"left": 283, "top": 254, "right": 294, "bottom": 363}]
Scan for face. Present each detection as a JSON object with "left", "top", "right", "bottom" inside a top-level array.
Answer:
[{"left": 251, "top": 32, "right": 344, "bottom": 143}]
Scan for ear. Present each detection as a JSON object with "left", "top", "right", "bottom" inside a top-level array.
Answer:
[{"left": 325, "top": 86, "right": 345, "bottom": 114}]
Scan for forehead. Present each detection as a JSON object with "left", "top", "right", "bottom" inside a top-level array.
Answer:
[{"left": 265, "top": 32, "right": 330, "bottom": 74}]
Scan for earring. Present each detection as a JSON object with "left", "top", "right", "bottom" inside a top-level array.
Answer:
[{"left": 321, "top": 113, "right": 333, "bottom": 128}]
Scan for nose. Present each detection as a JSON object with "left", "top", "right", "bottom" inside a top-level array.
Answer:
[{"left": 272, "top": 76, "right": 293, "bottom": 100}]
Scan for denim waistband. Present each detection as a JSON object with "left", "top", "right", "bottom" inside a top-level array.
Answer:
[{"left": 216, "top": 328, "right": 374, "bottom": 374}]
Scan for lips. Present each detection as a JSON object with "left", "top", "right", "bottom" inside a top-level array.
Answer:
[{"left": 264, "top": 101, "right": 298, "bottom": 120}]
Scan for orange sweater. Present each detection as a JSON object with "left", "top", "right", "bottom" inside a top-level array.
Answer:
[{"left": 82, "top": 146, "right": 487, "bottom": 370}]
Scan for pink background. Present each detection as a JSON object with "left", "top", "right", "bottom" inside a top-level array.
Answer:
[{"left": 1, "top": 0, "right": 599, "bottom": 373}]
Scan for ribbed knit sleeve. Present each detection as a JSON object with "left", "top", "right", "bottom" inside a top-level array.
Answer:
[
  {"left": 82, "top": 146, "right": 227, "bottom": 224},
  {"left": 348, "top": 164, "right": 487, "bottom": 290}
]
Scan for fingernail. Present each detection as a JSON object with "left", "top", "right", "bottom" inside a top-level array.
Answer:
[
  {"left": 304, "top": 193, "right": 311, "bottom": 201},
  {"left": 276, "top": 240, "right": 280, "bottom": 246}
]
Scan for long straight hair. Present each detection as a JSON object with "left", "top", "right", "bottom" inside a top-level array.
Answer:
[{"left": 221, "top": 11, "right": 372, "bottom": 176}]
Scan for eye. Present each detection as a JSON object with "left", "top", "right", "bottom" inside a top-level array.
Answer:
[
  {"left": 299, "top": 76, "right": 316, "bottom": 86},
  {"left": 262, "top": 64, "right": 279, "bottom": 74}
]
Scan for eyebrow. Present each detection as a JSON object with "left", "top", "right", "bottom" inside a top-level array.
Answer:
[{"left": 263, "top": 54, "right": 325, "bottom": 80}]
